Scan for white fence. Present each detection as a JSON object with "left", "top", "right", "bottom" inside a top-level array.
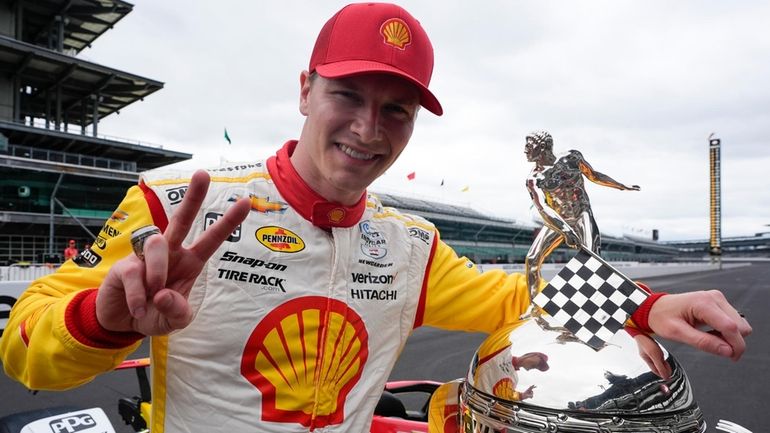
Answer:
[{"left": 0, "top": 263, "right": 59, "bottom": 282}]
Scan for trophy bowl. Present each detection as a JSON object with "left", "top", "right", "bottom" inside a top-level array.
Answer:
[{"left": 459, "top": 317, "right": 706, "bottom": 432}]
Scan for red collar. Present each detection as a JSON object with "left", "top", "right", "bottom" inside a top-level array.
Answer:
[{"left": 266, "top": 141, "right": 366, "bottom": 229}]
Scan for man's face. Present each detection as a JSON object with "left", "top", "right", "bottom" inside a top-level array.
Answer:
[
  {"left": 293, "top": 72, "right": 419, "bottom": 204},
  {"left": 524, "top": 136, "right": 546, "bottom": 162},
  {"left": 517, "top": 353, "right": 549, "bottom": 371}
]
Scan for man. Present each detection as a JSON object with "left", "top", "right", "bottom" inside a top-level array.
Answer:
[
  {"left": 63, "top": 239, "right": 78, "bottom": 261},
  {"left": 0, "top": 3, "right": 750, "bottom": 433}
]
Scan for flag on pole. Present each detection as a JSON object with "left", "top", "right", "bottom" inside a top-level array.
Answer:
[
  {"left": 407, "top": 171, "right": 416, "bottom": 180},
  {"left": 224, "top": 128, "right": 232, "bottom": 144}
]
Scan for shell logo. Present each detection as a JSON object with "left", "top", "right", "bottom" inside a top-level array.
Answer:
[
  {"left": 492, "top": 378, "right": 516, "bottom": 401},
  {"left": 328, "top": 208, "right": 345, "bottom": 224},
  {"left": 241, "top": 296, "right": 369, "bottom": 429},
  {"left": 256, "top": 226, "right": 305, "bottom": 253},
  {"left": 380, "top": 18, "right": 411, "bottom": 49}
]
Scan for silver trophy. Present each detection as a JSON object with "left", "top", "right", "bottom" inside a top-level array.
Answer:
[{"left": 442, "top": 132, "right": 707, "bottom": 432}]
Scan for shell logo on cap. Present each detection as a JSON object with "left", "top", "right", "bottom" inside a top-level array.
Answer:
[
  {"left": 380, "top": 18, "right": 411, "bottom": 49},
  {"left": 241, "top": 296, "right": 369, "bottom": 428}
]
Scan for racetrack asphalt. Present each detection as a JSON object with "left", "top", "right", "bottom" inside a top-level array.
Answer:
[{"left": 1, "top": 262, "right": 767, "bottom": 432}]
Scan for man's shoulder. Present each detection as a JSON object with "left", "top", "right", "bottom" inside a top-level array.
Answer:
[
  {"left": 365, "top": 193, "right": 435, "bottom": 232},
  {"left": 140, "top": 160, "right": 269, "bottom": 186}
]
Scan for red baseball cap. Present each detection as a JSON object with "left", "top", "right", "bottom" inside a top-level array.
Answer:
[{"left": 309, "top": 3, "right": 443, "bottom": 116}]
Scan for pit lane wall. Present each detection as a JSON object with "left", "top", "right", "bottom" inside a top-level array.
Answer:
[{"left": 0, "top": 262, "right": 751, "bottom": 334}]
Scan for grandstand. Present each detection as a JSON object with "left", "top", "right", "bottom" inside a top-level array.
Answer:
[
  {"left": 374, "top": 192, "right": 680, "bottom": 263},
  {"left": 0, "top": 0, "right": 190, "bottom": 265}
]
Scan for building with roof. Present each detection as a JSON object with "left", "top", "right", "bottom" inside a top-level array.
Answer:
[
  {"left": 374, "top": 192, "right": 680, "bottom": 263},
  {"left": 0, "top": 0, "right": 190, "bottom": 265}
]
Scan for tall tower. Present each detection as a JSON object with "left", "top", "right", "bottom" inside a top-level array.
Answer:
[
  {"left": 0, "top": 1, "right": 191, "bottom": 264},
  {"left": 708, "top": 134, "right": 721, "bottom": 256}
]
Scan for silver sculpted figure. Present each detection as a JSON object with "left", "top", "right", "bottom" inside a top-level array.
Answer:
[{"left": 524, "top": 130, "right": 640, "bottom": 297}]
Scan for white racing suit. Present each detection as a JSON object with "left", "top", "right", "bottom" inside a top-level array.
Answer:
[{"left": 1, "top": 141, "right": 533, "bottom": 432}]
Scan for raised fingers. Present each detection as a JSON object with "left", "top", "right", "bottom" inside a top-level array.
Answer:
[
  {"left": 142, "top": 233, "right": 169, "bottom": 297},
  {"left": 190, "top": 197, "right": 251, "bottom": 260},
  {"left": 164, "top": 170, "right": 211, "bottom": 249}
]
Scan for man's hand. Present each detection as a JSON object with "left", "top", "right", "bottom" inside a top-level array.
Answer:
[
  {"left": 633, "top": 334, "right": 672, "bottom": 379},
  {"left": 647, "top": 290, "right": 751, "bottom": 361},
  {"left": 96, "top": 170, "right": 251, "bottom": 336}
]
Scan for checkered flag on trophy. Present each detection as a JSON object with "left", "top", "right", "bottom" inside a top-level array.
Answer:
[{"left": 533, "top": 247, "right": 649, "bottom": 349}]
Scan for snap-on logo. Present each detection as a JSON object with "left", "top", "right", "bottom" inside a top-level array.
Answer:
[{"left": 256, "top": 226, "right": 305, "bottom": 253}]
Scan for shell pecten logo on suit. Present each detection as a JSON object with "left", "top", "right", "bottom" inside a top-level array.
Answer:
[
  {"left": 240, "top": 296, "right": 369, "bottom": 429},
  {"left": 256, "top": 226, "right": 305, "bottom": 253}
]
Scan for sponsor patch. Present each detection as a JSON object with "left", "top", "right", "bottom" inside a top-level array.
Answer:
[
  {"left": 109, "top": 209, "right": 129, "bottom": 222},
  {"left": 350, "top": 288, "right": 397, "bottom": 301},
  {"left": 220, "top": 251, "right": 287, "bottom": 271},
  {"left": 205, "top": 212, "right": 242, "bottom": 242},
  {"left": 165, "top": 185, "right": 188, "bottom": 205},
  {"left": 72, "top": 248, "right": 102, "bottom": 268},
  {"left": 256, "top": 226, "right": 305, "bottom": 253},
  {"left": 408, "top": 226, "right": 431, "bottom": 245},
  {"left": 229, "top": 193, "right": 288, "bottom": 214},
  {"left": 210, "top": 162, "right": 262, "bottom": 172},
  {"left": 217, "top": 268, "right": 285, "bottom": 292},
  {"left": 93, "top": 235, "right": 107, "bottom": 250},
  {"left": 359, "top": 220, "right": 387, "bottom": 259},
  {"left": 351, "top": 272, "right": 394, "bottom": 285},
  {"left": 100, "top": 222, "right": 121, "bottom": 238}
]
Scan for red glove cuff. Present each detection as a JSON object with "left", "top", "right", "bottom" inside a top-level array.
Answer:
[
  {"left": 65, "top": 289, "right": 144, "bottom": 349},
  {"left": 628, "top": 282, "right": 667, "bottom": 334}
]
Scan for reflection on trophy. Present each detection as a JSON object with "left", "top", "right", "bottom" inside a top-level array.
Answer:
[{"left": 429, "top": 131, "right": 707, "bottom": 432}]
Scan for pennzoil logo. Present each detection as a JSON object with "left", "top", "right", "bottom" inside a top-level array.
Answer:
[
  {"left": 380, "top": 18, "right": 411, "bottom": 49},
  {"left": 256, "top": 226, "right": 305, "bottom": 253}
]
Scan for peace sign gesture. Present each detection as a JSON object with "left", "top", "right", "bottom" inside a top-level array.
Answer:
[{"left": 96, "top": 170, "right": 250, "bottom": 336}]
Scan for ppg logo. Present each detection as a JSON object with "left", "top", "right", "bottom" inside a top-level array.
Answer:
[
  {"left": 48, "top": 414, "right": 95, "bottom": 433},
  {"left": 204, "top": 212, "right": 241, "bottom": 242}
]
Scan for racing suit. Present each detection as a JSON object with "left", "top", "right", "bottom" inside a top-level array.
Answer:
[{"left": 1, "top": 141, "right": 535, "bottom": 432}]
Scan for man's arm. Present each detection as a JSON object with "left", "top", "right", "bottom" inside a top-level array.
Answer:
[
  {"left": 0, "top": 185, "right": 154, "bottom": 390},
  {"left": 576, "top": 153, "right": 640, "bottom": 191}
]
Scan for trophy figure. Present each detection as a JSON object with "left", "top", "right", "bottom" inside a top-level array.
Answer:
[
  {"left": 427, "top": 131, "right": 707, "bottom": 433},
  {"left": 524, "top": 130, "right": 639, "bottom": 299}
]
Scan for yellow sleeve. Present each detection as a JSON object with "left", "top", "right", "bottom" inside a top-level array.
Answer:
[
  {"left": 419, "top": 237, "right": 531, "bottom": 334},
  {"left": 0, "top": 185, "right": 156, "bottom": 390}
]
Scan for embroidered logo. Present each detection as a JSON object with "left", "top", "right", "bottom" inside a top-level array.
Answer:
[{"left": 380, "top": 18, "right": 411, "bottom": 49}]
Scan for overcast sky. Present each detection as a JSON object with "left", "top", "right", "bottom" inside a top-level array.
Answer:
[{"left": 87, "top": 1, "right": 770, "bottom": 241}]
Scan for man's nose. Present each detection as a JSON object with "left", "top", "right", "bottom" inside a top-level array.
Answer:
[{"left": 351, "top": 106, "right": 382, "bottom": 143}]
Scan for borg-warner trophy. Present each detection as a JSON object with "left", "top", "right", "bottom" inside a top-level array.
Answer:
[{"left": 428, "top": 131, "right": 707, "bottom": 433}]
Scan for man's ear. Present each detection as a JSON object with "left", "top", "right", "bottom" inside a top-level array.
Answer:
[{"left": 299, "top": 70, "right": 311, "bottom": 116}]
